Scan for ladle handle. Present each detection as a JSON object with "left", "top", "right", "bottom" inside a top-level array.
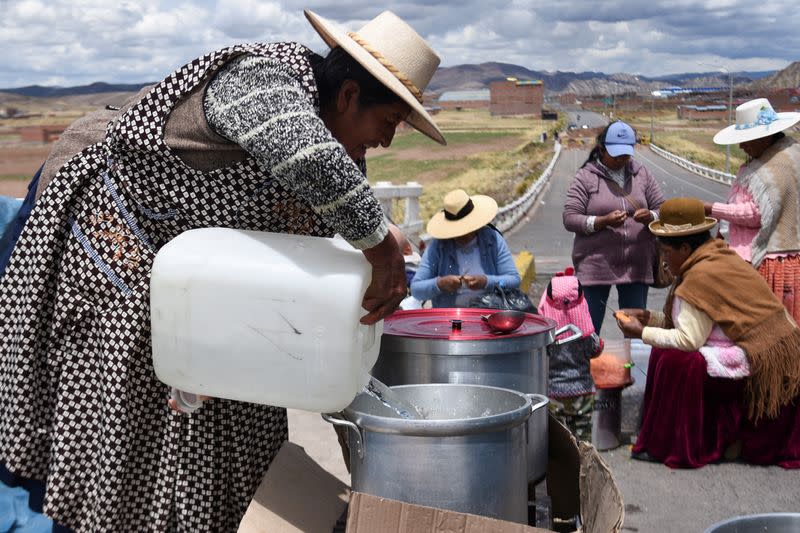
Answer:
[
  {"left": 553, "top": 323, "right": 583, "bottom": 345},
  {"left": 321, "top": 413, "right": 365, "bottom": 460}
]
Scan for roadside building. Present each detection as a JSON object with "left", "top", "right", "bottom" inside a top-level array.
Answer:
[
  {"left": 560, "top": 93, "right": 578, "bottom": 105},
  {"left": 676, "top": 104, "right": 728, "bottom": 120},
  {"left": 436, "top": 89, "right": 490, "bottom": 110},
  {"left": 767, "top": 88, "right": 800, "bottom": 112},
  {"left": 489, "top": 79, "right": 544, "bottom": 116},
  {"left": 18, "top": 125, "right": 65, "bottom": 143}
]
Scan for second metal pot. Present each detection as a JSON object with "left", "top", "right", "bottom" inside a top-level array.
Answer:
[{"left": 324, "top": 384, "right": 547, "bottom": 523}]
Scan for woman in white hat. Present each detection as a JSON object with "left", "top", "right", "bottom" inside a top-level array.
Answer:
[
  {"left": 0, "top": 10, "right": 444, "bottom": 532},
  {"left": 411, "top": 189, "right": 521, "bottom": 307},
  {"left": 706, "top": 98, "right": 800, "bottom": 322}
]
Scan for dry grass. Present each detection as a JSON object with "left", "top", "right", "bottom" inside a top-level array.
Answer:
[{"left": 367, "top": 109, "right": 559, "bottom": 221}]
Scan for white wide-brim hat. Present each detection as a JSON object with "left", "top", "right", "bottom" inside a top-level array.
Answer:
[
  {"left": 713, "top": 98, "right": 800, "bottom": 145},
  {"left": 426, "top": 189, "right": 498, "bottom": 239},
  {"left": 305, "top": 10, "right": 446, "bottom": 145}
]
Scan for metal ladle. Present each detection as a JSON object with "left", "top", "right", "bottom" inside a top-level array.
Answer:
[{"left": 481, "top": 310, "right": 526, "bottom": 334}]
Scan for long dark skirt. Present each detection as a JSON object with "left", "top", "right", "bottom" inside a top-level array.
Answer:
[{"left": 633, "top": 347, "right": 800, "bottom": 469}]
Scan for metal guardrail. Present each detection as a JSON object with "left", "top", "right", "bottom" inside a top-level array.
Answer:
[
  {"left": 372, "top": 180, "right": 424, "bottom": 240},
  {"left": 649, "top": 143, "right": 735, "bottom": 185},
  {"left": 372, "top": 141, "right": 563, "bottom": 242},
  {"left": 493, "top": 142, "right": 562, "bottom": 232}
]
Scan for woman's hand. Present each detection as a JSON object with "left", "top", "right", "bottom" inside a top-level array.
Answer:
[
  {"left": 437, "top": 275, "right": 462, "bottom": 293},
  {"left": 703, "top": 202, "right": 714, "bottom": 216},
  {"left": 620, "top": 308, "right": 650, "bottom": 325},
  {"left": 633, "top": 208, "right": 654, "bottom": 224},
  {"left": 616, "top": 314, "right": 644, "bottom": 339},
  {"left": 361, "top": 231, "right": 407, "bottom": 325},
  {"left": 597, "top": 210, "right": 627, "bottom": 229},
  {"left": 462, "top": 274, "right": 487, "bottom": 290}
]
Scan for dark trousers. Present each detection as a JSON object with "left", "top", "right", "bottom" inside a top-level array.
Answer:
[{"left": 583, "top": 283, "right": 648, "bottom": 334}]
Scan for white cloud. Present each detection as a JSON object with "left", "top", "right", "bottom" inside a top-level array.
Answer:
[{"left": 0, "top": 0, "right": 797, "bottom": 87}]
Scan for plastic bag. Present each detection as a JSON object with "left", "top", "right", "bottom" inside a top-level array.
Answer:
[{"left": 469, "top": 284, "right": 537, "bottom": 313}]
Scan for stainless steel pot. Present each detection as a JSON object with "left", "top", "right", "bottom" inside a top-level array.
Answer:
[
  {"left": 323, "top": 384, "right": 548, "bottom": 523},
  {"left": 370, "top": 308, "right": 581, "bottom": 482}
]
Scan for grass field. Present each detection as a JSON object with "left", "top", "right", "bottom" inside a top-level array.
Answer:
[
  {"left": 367, "top": 109, "right": 559, "bottom": 221},
  {"left": 615, "top": 108, "right": 749, "bottom": 172}
]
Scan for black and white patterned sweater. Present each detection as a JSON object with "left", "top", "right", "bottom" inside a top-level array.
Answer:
[{"left": 204, "top": 54, "right": 388, "bottom": 250}]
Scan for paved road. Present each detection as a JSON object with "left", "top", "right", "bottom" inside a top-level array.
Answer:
[{"left": 505, "top": 145, "right": 800, "bottom": 532}]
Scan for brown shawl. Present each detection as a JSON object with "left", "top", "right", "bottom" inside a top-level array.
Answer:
[{"left": 665, "top": 238, "right": 800, "bottom": 421}]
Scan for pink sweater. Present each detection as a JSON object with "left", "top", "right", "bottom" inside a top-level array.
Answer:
[
  {"left": 711, "top": 184, "right": 794, "bottom": 263},
  {"left": 711, "top": 183, "right": 761, "bottom": 263}
]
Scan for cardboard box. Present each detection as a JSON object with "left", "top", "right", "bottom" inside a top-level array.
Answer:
[{"left": 239, "top": 415, "right": 623, "bottom": 533}]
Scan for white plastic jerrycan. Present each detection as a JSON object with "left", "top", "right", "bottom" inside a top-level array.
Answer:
[{"left": 150, "top": 228, "right": 382, "bottom": 412}]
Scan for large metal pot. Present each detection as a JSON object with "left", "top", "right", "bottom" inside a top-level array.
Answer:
[
  {"left": 370, "top": 308, "right": 581, "bottom": 482},
  {"left": 324, "top": 384, "right": 548, "bottom": 523}
]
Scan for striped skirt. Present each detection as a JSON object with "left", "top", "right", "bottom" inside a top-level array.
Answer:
[{"left": 758, "top": 254, "right": 800, "bottom": 324}]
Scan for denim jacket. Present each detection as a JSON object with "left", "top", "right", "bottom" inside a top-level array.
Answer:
[{"left": 411, "top": 226, "right": 521, "bottom": 308}]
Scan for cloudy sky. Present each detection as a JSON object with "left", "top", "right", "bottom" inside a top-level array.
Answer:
[{"left": 1, "top": 0, "right": 798, "bottom": 87}]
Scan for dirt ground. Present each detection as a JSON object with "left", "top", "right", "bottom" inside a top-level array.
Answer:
[
  {"left": 387, "top": 135, "right": 525, "bottom": 160},
  {"left": 0, "top": 143, "right": 50, "bottom": 197}
]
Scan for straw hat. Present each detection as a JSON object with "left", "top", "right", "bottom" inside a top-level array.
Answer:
[
  {"left": 649, "top": 197, "right": 717, "bottom": 237},
  {"left": 305, "top": 10, "right": 446, "bottom": 145},
  {"left": 713, "top": 98, "right": 800, "bottom": 145},
  {"left": 426, "top": 189, "right": 498, "bottom": 239}
]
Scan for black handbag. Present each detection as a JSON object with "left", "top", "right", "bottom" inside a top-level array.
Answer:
[{"left": 469, "top": 284, "right": 537, "bottom": 313}]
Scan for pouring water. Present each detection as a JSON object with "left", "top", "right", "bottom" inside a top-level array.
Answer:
[{"left": 360, "top": 376, "right": 426, "bottom": 419}]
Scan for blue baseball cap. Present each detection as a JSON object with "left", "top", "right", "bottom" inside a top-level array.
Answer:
[{"left": 604, "top": 121, "right": 636, "bottom": 157}]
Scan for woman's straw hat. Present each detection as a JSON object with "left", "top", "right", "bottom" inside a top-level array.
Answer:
[
  {"left": 426, "top": 189, "right": 498, "bottom": 239},
  {"left": 305, "top": 10, "right": 446, "bottom": 145},
  {"left": 649, "top": 197, "right": 717, "bottom": 237},
  {"left": 713, "top": 98, "right": 800, "bottom": 145}
]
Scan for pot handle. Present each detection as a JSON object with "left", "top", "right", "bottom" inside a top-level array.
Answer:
[
  {"left": 526, "top": 393, "right": 549, "bottom": 414},
  {"left": 321, "top": 413, "right": 365, "bottom": 460},
  {"left": 553, "top": 323, "right": 583, "bottom": 345}
]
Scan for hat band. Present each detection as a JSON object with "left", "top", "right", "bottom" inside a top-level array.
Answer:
[
  {"left": 444, "top": 199, "right": 474, "bottom": 221},
  {"left": 663, "top": 222, "right": 699, "bottom": 231},
  {"left": 347, "top": 31, "right": 423, "bottom": 103},
  {"left": 735, "top": 107, "right": 779, "bottom": 131}
]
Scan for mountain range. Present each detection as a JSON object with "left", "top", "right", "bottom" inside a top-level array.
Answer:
[{"left": 0, "top": 63, "right": 794, "bottom": 100}]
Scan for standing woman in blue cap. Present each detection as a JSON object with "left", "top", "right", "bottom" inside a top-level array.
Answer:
[{"left": 563, "top": 121, "right": 665, "bottom": 333}]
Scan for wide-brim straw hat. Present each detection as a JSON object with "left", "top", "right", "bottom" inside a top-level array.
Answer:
[
  {"left": 713, "top": 98, "right": 800, "bottom": 145},
  {"left": 649, "top": 197, "right": 717, "bottom": 237},
  {"left": 305, "top": 10, "right": 446, "bottom": 145},
  {"left": 427, "top": 189, "right": 498, "bottom": 239}
]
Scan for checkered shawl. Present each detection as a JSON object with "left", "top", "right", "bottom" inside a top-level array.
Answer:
[{"left": 0, "top": 43, "right": 336, "bottom": 531}]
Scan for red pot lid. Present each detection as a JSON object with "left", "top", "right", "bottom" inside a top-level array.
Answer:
[{"left": 383, "top": 308, "right": 557, "bottom": 340}]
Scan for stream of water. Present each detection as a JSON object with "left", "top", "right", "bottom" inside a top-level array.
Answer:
[{"left": 359, "top": 376, "right": 426, "bottom": 419}]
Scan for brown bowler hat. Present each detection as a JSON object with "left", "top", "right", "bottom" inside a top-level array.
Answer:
[{"left": 649, "top": 197, "right": 717, "bottom": 237}]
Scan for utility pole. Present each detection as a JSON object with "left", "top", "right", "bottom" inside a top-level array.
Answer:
[
  {"left": 699, "top": 61, "right": 733, "bottom": 174},
  {"left": 726, "top": 70, "right": 733, "bottom": 174},
  {"left": 650, "top": 92, "right": 655, "bottom": 143}
]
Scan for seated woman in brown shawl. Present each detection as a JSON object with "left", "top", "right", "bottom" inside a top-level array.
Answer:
[{"left": 616, "top": 197, "right": 800, "bottom": 469}]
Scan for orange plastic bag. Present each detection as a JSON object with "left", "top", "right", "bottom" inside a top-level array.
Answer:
[{"left": 590, "top": 339, "right": 633, "bottom": 389}]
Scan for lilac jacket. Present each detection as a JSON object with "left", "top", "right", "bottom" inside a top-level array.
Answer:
[{"left": 562, "top": 159, "right": 664, "bottom": 286}]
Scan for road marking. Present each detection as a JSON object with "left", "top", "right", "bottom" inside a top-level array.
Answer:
[{"left": 636, "top": 150, "right": 728, "bottom": 201}]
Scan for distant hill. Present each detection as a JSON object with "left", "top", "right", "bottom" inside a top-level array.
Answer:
[
  {"left": 0, "top": 81, "right": 153, "bottom": 98},
  {"left": 429, "top": 63, "right": 777, "bottom": 97},
  {"left": 1, "top": 64, "right": 789, "bottom": 101},
  {"left": 750, "top": 62, "right": 800, "bottom": 90}
]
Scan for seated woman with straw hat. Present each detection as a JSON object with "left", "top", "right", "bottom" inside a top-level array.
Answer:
[
  {"left": 616, "top": 198, "right": 800, "bottom": 469},
  {"left": 411, "top": 189, "right": 520, "bottom": 308},
  {"left": 706, "top": 98, "right": 800, "bottom": 322}
]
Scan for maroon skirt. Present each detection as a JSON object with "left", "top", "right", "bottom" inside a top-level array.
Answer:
[{"left": 633, "top": 347, "right": 800, "bottom": 469}]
